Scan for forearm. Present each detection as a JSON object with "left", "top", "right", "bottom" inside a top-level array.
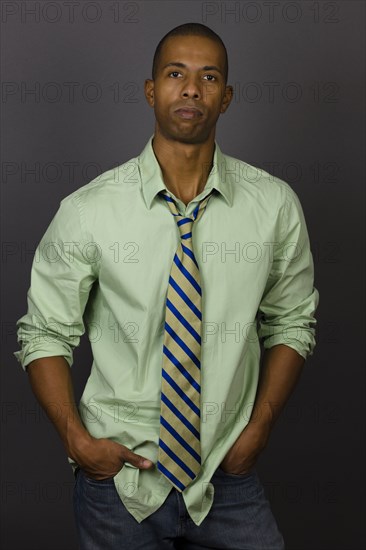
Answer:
[
  {"left": 247, "top": 344, "right": 305, "bottom": 434},
  {"left": 27, "top": 356, "right": 153, "bottom": 478},
  {"left": 221, "top": 344, "right": 305, "bottom": 472},
  {"left": 27, "top": 356, "right": 91, "bottom": 457}
]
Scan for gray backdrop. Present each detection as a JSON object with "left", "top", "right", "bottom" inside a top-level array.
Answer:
[{"left": 1, "top": 1, "right": 365, "bottom": 549}]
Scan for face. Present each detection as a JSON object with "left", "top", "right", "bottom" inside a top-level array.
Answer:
[{"left": 145, "top": 35, "right": 233, "bottom": 145}]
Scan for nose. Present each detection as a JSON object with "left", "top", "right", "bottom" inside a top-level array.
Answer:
[{"left": 181, "top": 75, "right": 201, "bottom": 99}]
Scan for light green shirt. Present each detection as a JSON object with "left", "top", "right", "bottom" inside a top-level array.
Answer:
[{"left": 14, "top": 135, "right": 319, "bottom": 526}]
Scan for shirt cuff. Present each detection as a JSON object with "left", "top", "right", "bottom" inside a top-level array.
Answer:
[
  {"left": 261, "top": 331, "right": 316, "bottom": 360},
  {"left": 13, "top": 346, "right": 73, "bottom": 371}
]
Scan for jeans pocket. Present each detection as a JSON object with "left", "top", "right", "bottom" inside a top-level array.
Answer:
[
  {"left": 81, "top": 469, "right": 116, "bottom": 484},
  {"left": 217, "top": 466, "right": 256, "bottom": 478}
]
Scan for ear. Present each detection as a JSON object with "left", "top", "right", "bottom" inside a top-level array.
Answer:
[
  {"left": 144, "top": 79, "right": 155, "bottom": 107},
  {"left": 220, "top": 85, "right": 233, "bottom": 114}
]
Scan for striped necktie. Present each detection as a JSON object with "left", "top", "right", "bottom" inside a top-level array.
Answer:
[{"left": 157, "top": 189, "right": 214, "bottom": 492}]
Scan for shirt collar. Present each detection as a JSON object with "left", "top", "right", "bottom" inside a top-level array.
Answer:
[{"left": 138, "top": 134, "right": 234, "bottom": 210}]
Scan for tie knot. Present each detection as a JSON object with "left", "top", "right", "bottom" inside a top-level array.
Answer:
[
  {"left": 159, "top": 190, "right": 214, "bottom": 241},
  {"left": 176, "top": 216, "right": 194, "bottom": 241}
]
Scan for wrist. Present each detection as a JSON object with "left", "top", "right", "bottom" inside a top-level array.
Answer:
[
  {"left": 240, "top": 421, "right": 270, "bottom": 454},
  {"left": 244, "top": 405, "right": 274, "bottom": 446},
  {"left": 64, "top": 416, "right": 92, "bottom": 458}
]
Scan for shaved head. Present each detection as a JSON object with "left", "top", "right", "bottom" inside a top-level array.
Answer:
[{"left": 152, "top": 23, "right": 228, "bottom": 84}]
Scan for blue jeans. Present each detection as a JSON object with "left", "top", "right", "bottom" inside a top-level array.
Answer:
[{"left": 73, "top": 466, "right": 285, "bottom": 550}]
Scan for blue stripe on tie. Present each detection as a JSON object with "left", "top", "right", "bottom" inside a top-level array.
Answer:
[
  {"left": 161, "top": 392, "right": 200, "bottom": 440},
  {"left": 157, "top": 461, "right": 186, "bottom": 491},
  {"left": 163, "top": 345, "right": 201, "bottom": 392},
  {"left": 159, "top": 438, "right": 196, "bottom": 479},
  {"left": 162, "top": 369, "right": 200, "bottom": 417},
  {"left": 161, "top": 194, "right": 181, "bottom": 214},
  {"left": 166, "top": 299, "right": 201, "bottom": 344},
  {"left": 161, "top": 191, "right": 174, "bottom": 202},
  {"left": 160, "top": 416, "right": 201, "bottom": 464},
  {"left": 169, "top": 276, "right": 201, "bottom": 320},
  {"left": 182, "top": 243, "right": 198, "bottom": 268},
  {"left": 193, "top": 195, "right": 212, "bottom": 220},
  {"left": 173, "top": 255, "right": 201, "bottom": 295},
  {"left": 193, "top": 202, "right": 200, "bottom": 219},
  {"left": 177, "top": 218, "right": 191, "bottom": 228},
  {"left": 165, "top": 322, "right": 200, "bottom": 368},
  {"left": 181, "top": 232, "right": 192, "bottom": 240}
]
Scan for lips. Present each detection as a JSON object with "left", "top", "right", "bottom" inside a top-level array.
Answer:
[{"left": 174, "top": 107, "right": 203, "bottom": 119}]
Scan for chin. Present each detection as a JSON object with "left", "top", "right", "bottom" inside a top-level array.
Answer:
[
  {"left": 178, "top": 136, "right": 209, "bottom": 145},
  {"left": 171, "top": 129, "right": 212, "bottom": 145},
  {"left": 157, "top": 121, "right": 213, "bottom": 145}
]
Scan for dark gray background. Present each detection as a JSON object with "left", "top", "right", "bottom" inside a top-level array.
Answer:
[{"left": 1, "top": 1, "right": 365, "bottom": 549}]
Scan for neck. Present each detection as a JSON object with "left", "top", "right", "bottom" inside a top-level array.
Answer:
[{"left": 152, "top": 127, "right": 216, "bottom": 205}]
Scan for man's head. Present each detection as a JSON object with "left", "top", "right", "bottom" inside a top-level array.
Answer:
[
  {"left": 152, "top": 23, "right": 229, "bottom": 85},
  {"left": 145, "top": 23, "right": 233, "bottom": 145}
]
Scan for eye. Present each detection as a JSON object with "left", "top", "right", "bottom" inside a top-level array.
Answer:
[
  {"left": 168, "top": 71, "right": 182, "bottom": 78},
  {"left": 203, "top": 74, "right": 216, "bottom": 81}
]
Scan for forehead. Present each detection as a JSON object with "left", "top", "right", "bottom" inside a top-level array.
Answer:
[{"left": 158, "top": 35, "right": 225, "bottom": 68}]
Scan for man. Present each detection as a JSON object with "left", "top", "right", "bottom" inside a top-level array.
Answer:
[{"left": 14, "top": 23, "right": 319, "bottom": 550}]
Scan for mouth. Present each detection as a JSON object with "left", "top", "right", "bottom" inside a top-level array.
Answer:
[{"left": 174, "top": 108, "right": 203, "bottom": 120}]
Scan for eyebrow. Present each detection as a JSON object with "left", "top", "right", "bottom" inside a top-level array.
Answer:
[{"left": 162, "top": 62, "right": 223, "bottom": 75}]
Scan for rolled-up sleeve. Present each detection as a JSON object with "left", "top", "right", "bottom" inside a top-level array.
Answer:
[
  {"left": 13, "top": 193, "right": 98, "bottom": 370},
  {"left": 257, "top": 185, "right": 319, "bottom": 359}
]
